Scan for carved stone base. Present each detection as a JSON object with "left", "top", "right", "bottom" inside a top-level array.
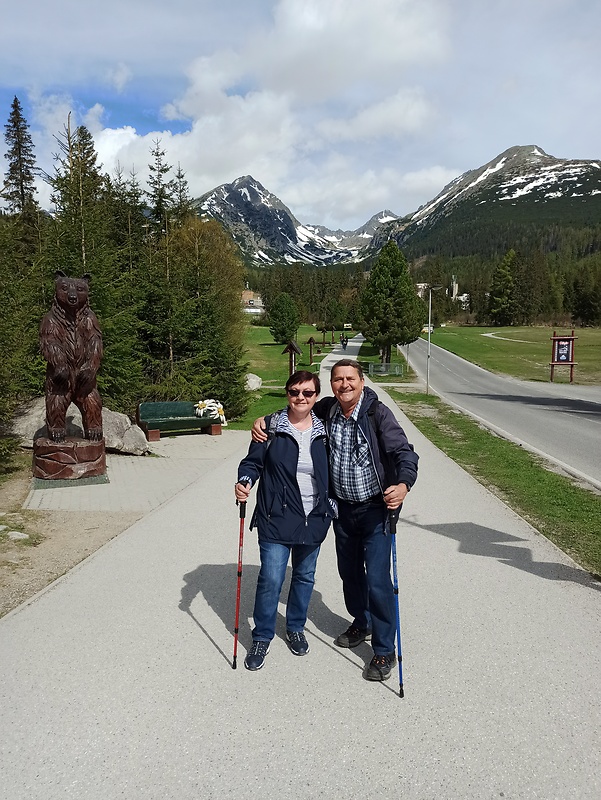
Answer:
[{"left": 33, "top": 437, "right": 106, "bottom": 480}]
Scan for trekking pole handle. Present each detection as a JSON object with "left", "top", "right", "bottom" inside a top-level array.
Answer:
[{"left": 388, "top": 509, "right": 396, "bottom": 534}]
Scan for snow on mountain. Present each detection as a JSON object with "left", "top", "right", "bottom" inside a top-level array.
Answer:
[
  {"left": 408, "top": 145, "right": 601, "bottom": 229},
  {"left": 196, "top": 176, "right": 397, "bottom": 266},
  {"left": 195, "top": 146, "right": 601, "bottom": 266}
]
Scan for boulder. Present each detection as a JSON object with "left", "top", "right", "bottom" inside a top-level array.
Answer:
[
  {"left": 11, "top": 398, "right": 150, "bottom": 456},
  {"left": 245, "top": 373, "right": 263, "bottom": 391}
]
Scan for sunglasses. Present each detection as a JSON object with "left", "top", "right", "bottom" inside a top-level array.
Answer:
[{"left": 287, "top": 388, "right": 317, "bottom": 398}]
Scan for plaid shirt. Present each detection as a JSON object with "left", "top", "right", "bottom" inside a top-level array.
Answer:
[{"left": 329, "top": 392, "right": 381, "bottom": 502}]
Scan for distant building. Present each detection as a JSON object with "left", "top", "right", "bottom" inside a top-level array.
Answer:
[{"left": 241, "top": 290, "right": 264, "bottom": 314}]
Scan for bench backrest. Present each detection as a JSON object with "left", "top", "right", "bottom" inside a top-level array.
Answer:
[{"left": 138, "top": 401, "right": 197, "bottom": 420}]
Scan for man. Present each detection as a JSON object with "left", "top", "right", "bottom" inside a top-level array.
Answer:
[{"left": 252, "top": 358, "right": 418, "bottom": 681}]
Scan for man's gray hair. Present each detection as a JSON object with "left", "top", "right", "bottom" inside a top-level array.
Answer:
[{"left": 331, "top": 359, "right": 364, "bottom": 380}]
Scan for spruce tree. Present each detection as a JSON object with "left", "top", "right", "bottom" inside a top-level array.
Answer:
[
  {"left": 146, "top": 139, "right": 175, "bottom": 236},
  {"left": 269, "top": 292, "right": 301, "bottom": 344},
  {"left": 358, "top": 240, "right": 426, "bottom": 362},
  {"left": 1, "top": 96, "right": 38, "bottom": 219},
  {"left": 141, "top": 216, "right": 248, "bottom": 416},
  {"left": 171, "top": 163, "right": 194, "bottom": 225},
  {"left": 488, "top": 250, "right": 517, "bottom": 326},
  {"left": 0, "top": 96, "right": 46, "bottom": 432}
]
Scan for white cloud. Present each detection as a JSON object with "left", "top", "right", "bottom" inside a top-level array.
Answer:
[
  {"left": 3, "top": 0, "right": 600, "bottom": 228},
  {"left": 250, "top": 0, "right": 448, "bottom": 102},
  {"left": 318, "top": 89, "right": 434, "bottom": 142},
  {"left": 400, "top": 166, "right": 460, "bottom": 198},
  {"left": 84, "top": 104, "right": 107, "bottom": 135},
  {"left": 105, "top": 63, "right": 133, "bottom": 93}
]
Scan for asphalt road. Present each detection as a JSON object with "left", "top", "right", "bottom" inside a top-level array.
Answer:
[{"left": 405, "top": 335, "right": 601, "bottom": 490}]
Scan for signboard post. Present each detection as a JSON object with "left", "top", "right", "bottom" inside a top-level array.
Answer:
[
  {"left": 550, "top": 330, "right": 577, "bottom": 383},
  {"left": 282, "top": 340, "right": 302, "bottom": 376}
]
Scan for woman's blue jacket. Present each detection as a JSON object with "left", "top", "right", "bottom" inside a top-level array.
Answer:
[{"left": 237, "top": 411, "right": 334, "bottom": 546}]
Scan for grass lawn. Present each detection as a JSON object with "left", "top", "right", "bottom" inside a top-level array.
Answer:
[
  {"left": 228, "top": 323, "right": 350, "bottom": 429},
  {"left": 392, "top": 390, "right": 601, "bottom": 577},
  {"left": 242, "top": 323, "right": 347, "bottom": 385},
  {"left": 424, "top": 325, "right": 601, "bottom": 384}
]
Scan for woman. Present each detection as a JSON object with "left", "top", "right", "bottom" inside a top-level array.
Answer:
[{"left": 234, "top": 370, "right": 334, "bottom": 671}]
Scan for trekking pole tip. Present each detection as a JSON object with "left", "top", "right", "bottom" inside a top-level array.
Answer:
[
  {"left": 399, "top": 685, "right": 404, "bottom": 698},
  {"left": 232, "top": 657, "right": 237, "bottom": 670}
]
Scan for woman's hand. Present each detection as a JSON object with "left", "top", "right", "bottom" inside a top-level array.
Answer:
[{"left": 235, "top": 481, "right": 251, "bottom": 502}]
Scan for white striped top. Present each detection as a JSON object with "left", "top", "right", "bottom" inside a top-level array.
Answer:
[{"left": 285, "top": 417, "right": 318, "bottom": 517}]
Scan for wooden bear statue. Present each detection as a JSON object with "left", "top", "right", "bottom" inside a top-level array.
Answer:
[{"left": 40, "top": 271, "right": 104, "bottom": 442}]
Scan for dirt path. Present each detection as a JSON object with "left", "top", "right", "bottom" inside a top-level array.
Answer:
[{"left": 0, "top": 460, "right": 141, "bottom": 618}]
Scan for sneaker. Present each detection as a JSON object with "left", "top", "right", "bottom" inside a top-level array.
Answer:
[
  {"left": 244, "top": 641, "right": 270, "bottom": 671},
  {"left": 335, "top": 624, "right": 372, "bottom": 648},
  {"left": 286, "top": 630, "right": 309, "bottom": 656},
  {"left": 365, "top": 653, "right": 396, "bottom": 681}
]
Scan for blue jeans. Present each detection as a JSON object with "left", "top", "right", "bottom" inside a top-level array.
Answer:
[
  {"left": 252, "top": 541, "right": 321, "bottom": 642},
  {"left": 334, "top": 499, "right": 396, "bottom": 655}
]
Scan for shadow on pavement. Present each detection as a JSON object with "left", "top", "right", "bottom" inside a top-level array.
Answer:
[
  {"left": 450, "top": 392, "right": 601, "bottom": 418},
  {"left": 179, "top": 562, "right": 351, "bottom": 664},
  {"left": 403, "top": 518, "right": 601, "bottom": 590}
]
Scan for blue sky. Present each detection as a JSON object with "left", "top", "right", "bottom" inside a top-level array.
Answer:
[{"left": 1, "top": 0, "right": 600, "bottom": 229}]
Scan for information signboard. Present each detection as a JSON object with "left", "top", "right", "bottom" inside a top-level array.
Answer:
[{"left": 550, "top": 330, "right": 577, "bottom": 382}]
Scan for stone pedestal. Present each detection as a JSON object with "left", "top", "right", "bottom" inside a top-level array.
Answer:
[{"left": 33, "top": 437, "right": 106, "bottom": 480}]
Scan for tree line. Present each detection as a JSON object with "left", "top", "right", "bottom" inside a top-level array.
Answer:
[
  {"left": 0, "top": 96, "right": 248, "bottom": 462},
  {"left": 404, "top": 207, "right": 601, "bottom": 327},
  {"left": 257, "top": 242, "right": 428, "bottom": 363},
  {"left": 411, "top": 246, "right": 601, "bottom": 328}
]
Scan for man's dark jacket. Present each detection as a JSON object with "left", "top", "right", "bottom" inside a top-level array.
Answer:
[{"left": 314, "top": 385, "right": 419, "bottom": 496}]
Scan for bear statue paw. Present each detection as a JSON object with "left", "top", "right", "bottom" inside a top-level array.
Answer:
[
  {"left": 48, "top": 429, "right": 66, "bottom": 443},
  {"left": 86, "top": 428, "right": 103, "bottom": 442}
]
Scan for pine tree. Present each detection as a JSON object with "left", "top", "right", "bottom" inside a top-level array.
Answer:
[
  {"left": 0, "top": 218, "right": 22, "bottom": 464},
  {"left": 146, "top": 139, "right": 175, "bottom": 236},
  {"left": 140, "top": 217, "right": 248, "bottom": 416},
  {"left": 171, "top": 163, "right": 194, "bottom": 225},
  {"left": 269, "top": 292, "right": 301, "bottom": 344},
  {"left": 0, "top": 96, "right": 46, "bottom": 432},
  {"left": 488, "top": 250, "right": 517, "bottom": 326},
  {"left": 46, "top": 118, "right": 106, "bottom": 273},
  {"left": 1, "top": 96, "right": 38, "bottom": 219},
  {"left": 358, "top": 241, "right": 426, "bottom": 362}
]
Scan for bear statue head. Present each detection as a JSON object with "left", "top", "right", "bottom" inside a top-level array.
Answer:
[{"left": 54, "top": 270, "right": 91, "bottom": 312}]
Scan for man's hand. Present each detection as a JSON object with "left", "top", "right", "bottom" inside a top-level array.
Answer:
[
  {"left": 235, "top": 482, "right": 251, "bottom": 502},
  {"left": 251, "top": 417, "right": 267, "bottom": 442},
  {"left": 383, "top": 483, "right": 408, "bottom": 509}
]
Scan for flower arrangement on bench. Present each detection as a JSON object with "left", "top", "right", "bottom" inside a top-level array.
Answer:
[{"left": 194, "top": 399, "right": 227, "bottom": 426}]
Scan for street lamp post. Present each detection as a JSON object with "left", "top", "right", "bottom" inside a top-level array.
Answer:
[{"left": 426, "top": 285, "right": 442, "bottom": 395}]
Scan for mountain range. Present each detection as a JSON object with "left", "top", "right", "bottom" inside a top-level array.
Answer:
[{"left": 194, "top": 145, "right": 601, "bottom": 266}]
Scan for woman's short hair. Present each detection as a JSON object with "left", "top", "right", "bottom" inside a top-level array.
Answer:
[{"left": 285, "top": 370, "right": 321, "bottom": 395}]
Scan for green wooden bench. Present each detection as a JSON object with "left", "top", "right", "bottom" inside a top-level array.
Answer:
[{"left": 136, "top": 401, "right": 222, "bottom": 441}]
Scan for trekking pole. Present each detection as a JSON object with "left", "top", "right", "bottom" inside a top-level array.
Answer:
[
  {"left": 389, "top": 509, "right": 404, "bottom": 698},
  {"left": 232, "top": 498, "right": 247, "bottom": 669}
]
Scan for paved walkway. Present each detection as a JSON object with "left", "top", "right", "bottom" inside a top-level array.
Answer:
[{"left": 1, "top": 343, "right": 600, "bottom": 799}]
